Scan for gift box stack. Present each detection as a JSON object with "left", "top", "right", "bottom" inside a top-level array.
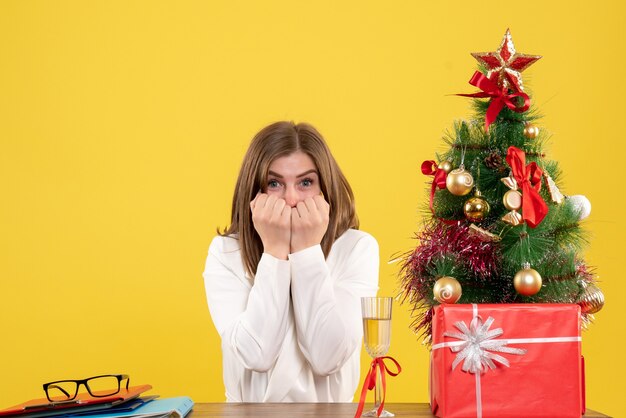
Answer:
[{"left": 398, "top": 29, "right": 604, "bottom": 418}]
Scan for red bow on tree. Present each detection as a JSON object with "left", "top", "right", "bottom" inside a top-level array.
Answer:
[
  {"left": 421, "top": 161, "right": 463, "bottom": 226},
  {"left": 506, "top": 146, "right": 548, "bottom": 228},
  {"left": 457, "top": 71, "right": 531, "bottom": 132},
  {"left": 421, "top": 160, "right": 447, "bottom": 213}
]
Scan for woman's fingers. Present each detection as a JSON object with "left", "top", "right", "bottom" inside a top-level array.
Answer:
[
  {"left": 251, "top": 193, "right": 268, "bottom": 212},
  {"left": 312, "top": 194, "right": 330, "bottom": 215},
  {"left": 249, "top": 193, "right": 292, "bottom": 259},
  {"left": 290, "top": 196, "right": 330, "bottom": 253}
]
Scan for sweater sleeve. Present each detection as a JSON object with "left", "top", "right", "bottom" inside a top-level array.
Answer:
[
  {"left": 203, "top": 237, "right": 292, "bottom": 372},
  {"left": 288, "top": 232, "right": 379, "bottom": 376}
]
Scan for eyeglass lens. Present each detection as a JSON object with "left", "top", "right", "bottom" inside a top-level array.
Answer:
[
  {"left": 46, "top": 382, "right": 79, "bottom": 401},
  {"left": 86, "top": 375, "right": 122, "bottom": 396}
]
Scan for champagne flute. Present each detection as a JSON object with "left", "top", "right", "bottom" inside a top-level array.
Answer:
[{"left": 361, "top": 297, "right": 393, "bottom": 417}]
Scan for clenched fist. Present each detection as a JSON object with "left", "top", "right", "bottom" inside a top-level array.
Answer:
[
  {"left": 290, "top": 195, "right": 330, "bottom": 254},
  {"left": 250, "top": 193, "right": 291, "bottom": 260}
]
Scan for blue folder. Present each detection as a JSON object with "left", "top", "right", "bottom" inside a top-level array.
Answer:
[{"left": 63, "top": 397, "right": 194, "bottom": 418}]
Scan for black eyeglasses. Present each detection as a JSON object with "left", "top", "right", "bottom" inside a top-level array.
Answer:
[{"left": 43, "top": 374, "right": 130, "bottom": 402}]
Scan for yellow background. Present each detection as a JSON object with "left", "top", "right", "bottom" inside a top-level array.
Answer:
[{"left": 1, "top": 1, "right": 623, "bottom": 416}]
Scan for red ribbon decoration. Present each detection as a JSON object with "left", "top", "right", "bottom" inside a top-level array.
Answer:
[
  {"left": 421, "top": 160, "right": 448, "bottom": 213},
  {"left": 457, "top": 71, "right": 531, "bottom": 132},
  {"left": 354, "top": 356, "right": 401, "bottom": 418},
  {"left": 506, "top": 146, "right": 548, "bottom": 228},
  {"left": 421, "top": 161, "right": 459, "bottom": 226}
]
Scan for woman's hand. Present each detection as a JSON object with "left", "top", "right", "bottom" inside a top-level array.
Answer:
[
  {"left": 250, "top": 193, "right": 291, "bottom": 260},
  {"left": 290, "top": 195, "right": 330, "bottom": 254}
]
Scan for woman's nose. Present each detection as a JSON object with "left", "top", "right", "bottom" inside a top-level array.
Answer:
[{"left": 284, "top": 186, "right": 299, "bottom": 208}]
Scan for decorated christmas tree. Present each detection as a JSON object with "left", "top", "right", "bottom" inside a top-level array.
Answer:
[{"left": 398, "top": 29, "right": 604, "bottom": 344}]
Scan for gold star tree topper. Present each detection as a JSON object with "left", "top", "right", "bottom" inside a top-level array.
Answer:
[{"left": 471, "top": 29, "right": 542, "bottom": 92}]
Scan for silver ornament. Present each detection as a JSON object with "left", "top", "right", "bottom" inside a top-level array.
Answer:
[{"left": 568, "top": 195, "right": 591, "bottom": 221}]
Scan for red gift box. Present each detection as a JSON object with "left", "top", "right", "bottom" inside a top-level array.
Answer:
[{"left": 430, "top": 304, "right": 585, "bottom": 418}]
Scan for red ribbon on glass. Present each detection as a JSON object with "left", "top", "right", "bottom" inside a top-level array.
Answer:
[
  {"left": 457, "top": 71, "right": 531, "bottom": 132},
  {"left": 506, "top": 146, "right": 548, "bottom": 228},
  {"left": 354, "top": 356, "right": 401, "bottom": 418}
]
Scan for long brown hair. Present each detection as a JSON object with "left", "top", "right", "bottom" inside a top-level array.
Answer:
[{"left": 221, "top": 121, "right": 359, "bottom": 278}]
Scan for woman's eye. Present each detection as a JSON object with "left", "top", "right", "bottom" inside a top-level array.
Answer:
[
  {"left": 267, "top": 179, "right": 280, "bottom": 189},
  {"left": 300, "top": 178, "right": 313, "bottom": 187}
]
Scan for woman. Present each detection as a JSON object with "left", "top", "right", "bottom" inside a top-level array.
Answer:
[{"left": 203, "top": 121, "right": 379, "bottom": 402}]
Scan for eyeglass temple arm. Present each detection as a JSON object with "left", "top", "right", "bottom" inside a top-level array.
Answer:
[
  {"left": 47, "top": 384, "right": 72, "bottom": 398},
  {"left": 121, "top": 374, "right": 130, "bottom": 390}
]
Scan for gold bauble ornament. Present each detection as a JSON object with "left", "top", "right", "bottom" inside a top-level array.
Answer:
[
  {"left": 433, "top": 276, "right": 462, "bottom": 304},
  {"left": 578, "top": 282, "right": 605, "bottom": 314},
  {"left": 464, "top": 191, "right": 490, "bottom": 222},
  {"left": 514, "top": 264, "right": 542, "bottom": 296},
  {"left": 446, "top": 166, "right": 474, "bottom": 196},
  {"left": 523, "top": 123, "right": 540, "bottom": 139},
  {"left": 438, "top": 160, "right": 453, "bottom": 173}
]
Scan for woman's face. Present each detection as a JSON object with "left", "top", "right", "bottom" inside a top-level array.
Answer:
[{"left": 265, "top": 151, "right": 322, "bottom": 208}]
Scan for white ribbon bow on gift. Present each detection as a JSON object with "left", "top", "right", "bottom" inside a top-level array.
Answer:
[{"left": 444, "top": 316, "right": 527, "bottom": 374}]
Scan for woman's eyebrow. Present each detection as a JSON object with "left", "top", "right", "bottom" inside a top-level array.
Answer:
[
  {"left": 267, "top": 169, "right": 318, "bottom": 178},
  {"left": 296, "top": 169, "right": 318, "bottom": 178}
]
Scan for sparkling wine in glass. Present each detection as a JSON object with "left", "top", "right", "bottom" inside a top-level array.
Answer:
[{"left": 361, "top": 296, "right": 393, "bottom": 417}]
